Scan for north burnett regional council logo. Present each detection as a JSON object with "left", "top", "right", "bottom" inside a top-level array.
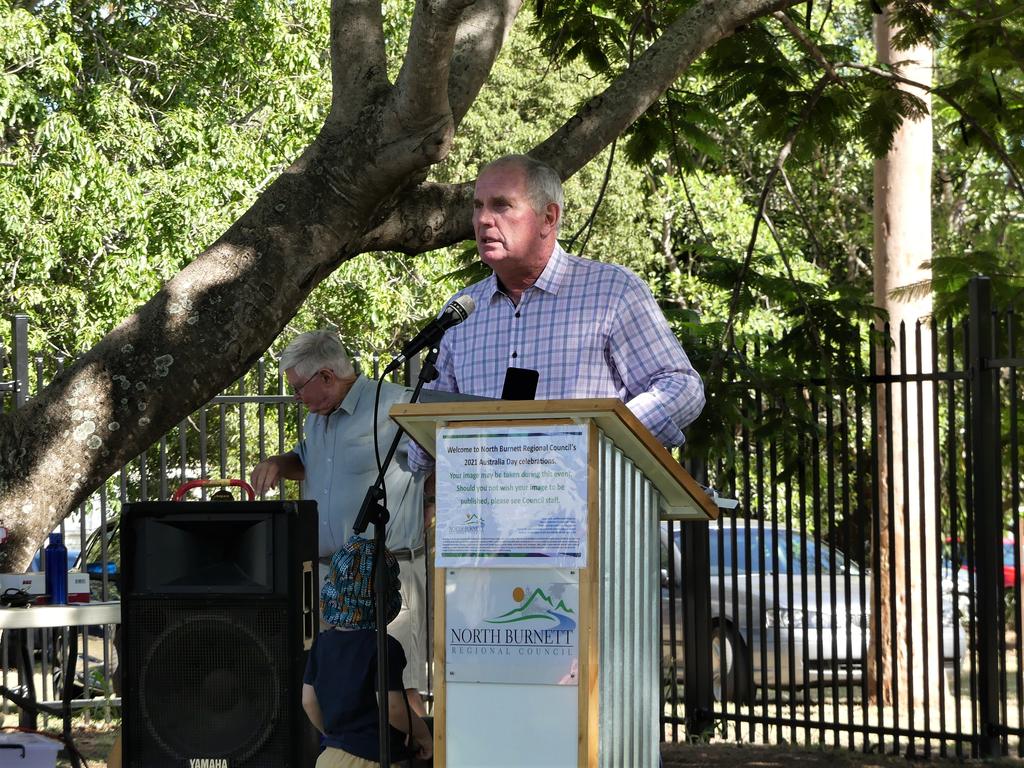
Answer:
[
  {"left": 447, "top": 583, "right": 578, "bottom": 671},
  {"left": 485, "top": 586, "right": 576, "bottom": 631},
  {"left": 463, "top": 513, "right": 484, "bottom": 527}
]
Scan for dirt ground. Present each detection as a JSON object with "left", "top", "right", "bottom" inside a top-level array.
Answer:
[
  {"left": 45, "top": 727, "right": 1024, "bottom": 768},
  {"left": 660, "top": 742, "right": 1021, "bottom": 767}
]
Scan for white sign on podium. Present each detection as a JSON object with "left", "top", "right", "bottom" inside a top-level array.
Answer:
[{"left": 436, "top": 424, "right": 589, "bottom": 568}]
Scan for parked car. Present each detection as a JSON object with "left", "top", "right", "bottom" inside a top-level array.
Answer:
[
  {"left": 662, "top": 520, "right": 967, "bottom": 703},
  {"left": 47, "top": 518, "right": 121, "bottom": 698},
  {"left": 28, "top": 546, "right": 81, "bottom": 574},
  {"left": 943, "top": 536, "right": 1019, "bottom": 604},
  {"left": 75, "top": 517, "right": 121, "bottom": 602},
  {"left": 1001, "top": 538, "right": 1020, "bottom": 590}
]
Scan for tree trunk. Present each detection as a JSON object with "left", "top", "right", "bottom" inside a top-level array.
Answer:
[{"left": 869, "top": 7, "right": 943, "bottom": 712}]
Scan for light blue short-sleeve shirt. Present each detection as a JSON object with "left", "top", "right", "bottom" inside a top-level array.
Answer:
[{"left": 294, "top": 375, "right": 424, "bottom": 557}]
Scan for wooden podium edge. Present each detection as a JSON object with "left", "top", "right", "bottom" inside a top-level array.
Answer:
[
  {"left": 391, "top": 398, "right": 718, "bottom": 521},
  {"left": 581, "top": 423, "right": 599, "bottom": 768},
  {"left": 433, "top": 551, "right": 447, "bottom": 766}
]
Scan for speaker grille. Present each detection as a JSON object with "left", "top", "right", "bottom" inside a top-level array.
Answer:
[{"left": 126, "top": 599, "right": 293, "bottom": 766}]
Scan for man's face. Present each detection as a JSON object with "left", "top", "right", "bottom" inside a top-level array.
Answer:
[
  {"left": 286, "top": 367, "right": 347, "bottom": 416},
  {"left": 473, "top": 164, "right": 556, "bottom": 275}
]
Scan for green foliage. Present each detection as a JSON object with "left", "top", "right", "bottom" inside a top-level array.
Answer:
[
  {"left": 886, "top": 0, "right": 943, "bottom": 51},
  {"left": 624, "top": 95, "right": 725, "bottom": 168},
  {"left": 2, "top": 0, "right": 1023, "bottom": 540},
  {"left": 0, "top": 0, "right": 332, "bottom": 354},
  {"left": 858, "top": 76, "right": 929, "bottom": 156}
]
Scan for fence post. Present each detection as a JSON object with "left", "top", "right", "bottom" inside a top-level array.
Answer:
[
  {"left": 968, "top": 275, "right": 1001, "bottom": 756},
  {"left": 10, "top": 314, "right": 28, "bottom": 408},
  {"left": 682, "top": 520, "right": 715, "bottom": 738}
]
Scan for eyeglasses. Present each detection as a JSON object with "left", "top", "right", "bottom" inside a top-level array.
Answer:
[{"left": 291, "top": 370, "right": 323, "bottom": 397}]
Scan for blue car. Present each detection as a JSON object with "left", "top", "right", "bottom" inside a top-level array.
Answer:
[{"left": 29, "top": 547, "right": 81, "bottom": 574}]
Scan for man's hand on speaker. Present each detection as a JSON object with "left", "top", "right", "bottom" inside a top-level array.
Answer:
[{"left": 251, "top": 453, "right": 306, "bottom": 495}]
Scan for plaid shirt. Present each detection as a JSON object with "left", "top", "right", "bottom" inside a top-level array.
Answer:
[{"left": 409, "top": 244, "right": 704, "bottom": 470}]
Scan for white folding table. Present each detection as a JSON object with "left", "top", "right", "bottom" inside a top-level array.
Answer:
[{"left": 0, "top": 602, "right": 120, "bottom": 767}]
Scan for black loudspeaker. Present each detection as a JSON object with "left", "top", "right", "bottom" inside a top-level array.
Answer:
[{"left": 120, "top": 500, "right": 318, "bottom": 767}]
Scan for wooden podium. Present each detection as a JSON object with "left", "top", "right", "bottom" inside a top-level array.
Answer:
[{"left": 392, "top": 399, "right": 716, "bottom": 768}]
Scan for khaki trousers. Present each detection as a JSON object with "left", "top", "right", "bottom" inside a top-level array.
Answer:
[{"left": 315, "top": 746, "right": 379, "bottom": 768}]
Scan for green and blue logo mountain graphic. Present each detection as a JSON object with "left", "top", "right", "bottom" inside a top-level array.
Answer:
[
  {"left": 463, "top": 513, "right": 485, "bottom": 527},
  {"left": 485, "top": 587, "right": 576, "bottom": 631}
]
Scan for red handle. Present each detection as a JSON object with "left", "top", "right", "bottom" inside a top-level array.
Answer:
[{"left": 172, "top": 478, "right": 256, "bottom": 502}]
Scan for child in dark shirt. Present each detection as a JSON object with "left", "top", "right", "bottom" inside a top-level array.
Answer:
[{"left": 303, "top": 535, "right": 433, "bottom": 767}]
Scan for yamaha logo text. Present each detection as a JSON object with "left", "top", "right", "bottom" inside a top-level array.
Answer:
[{"left": 189, "top": 760, "right": 228, "bottom": 768}]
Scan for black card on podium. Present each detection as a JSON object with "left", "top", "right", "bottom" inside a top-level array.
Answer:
[{"left": 501, "top": 367, "right": 539, "bottom": 400}]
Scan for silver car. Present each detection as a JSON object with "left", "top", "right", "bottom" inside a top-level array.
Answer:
[{"left": 661, "top": 520, "right": 967, "bottom": 702}]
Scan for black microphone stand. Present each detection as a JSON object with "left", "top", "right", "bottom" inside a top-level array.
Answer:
[{"left": 352, "top": 344, "right": 440, "bottom": 768}]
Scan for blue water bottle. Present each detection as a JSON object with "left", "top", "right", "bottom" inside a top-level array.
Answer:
[{"left": 45, "top": 532, "right": 68, "bottom": 605}]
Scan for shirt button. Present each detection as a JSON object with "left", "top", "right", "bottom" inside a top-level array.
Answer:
[
  {"left": 515, "top": 311, "right": 521, "bottom": 318},
  {"left": 511, "top": 351, "right": 518, "bottom": 359}
]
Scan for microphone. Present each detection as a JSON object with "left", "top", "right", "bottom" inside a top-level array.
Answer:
[{"left": 384, "top": 295, "right": 476, "bottom": 373}]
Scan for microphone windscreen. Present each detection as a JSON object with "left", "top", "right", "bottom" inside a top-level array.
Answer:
[{"left": 449, "top": 294, "right": 476, "bottom": 322}]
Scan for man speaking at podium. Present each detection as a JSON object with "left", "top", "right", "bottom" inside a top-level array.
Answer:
[{"left": 410, "top": 154, "right": 704, "bottom": 472}]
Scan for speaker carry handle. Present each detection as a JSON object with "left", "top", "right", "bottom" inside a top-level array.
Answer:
[
  {"left": 302, "top": 561, "right": 315, "bottom": 650},
  {"left": 172, "top": 478, "right": 256, "bottom": 502}
]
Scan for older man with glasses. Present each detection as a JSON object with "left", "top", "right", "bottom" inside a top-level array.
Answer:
[{"left": 251, "top": 329, "right": 430, "bottom": 717}]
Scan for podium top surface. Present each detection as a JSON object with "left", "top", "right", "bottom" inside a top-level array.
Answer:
[{"left": 391, "top": 398, "right": 717, "bottom": 520}]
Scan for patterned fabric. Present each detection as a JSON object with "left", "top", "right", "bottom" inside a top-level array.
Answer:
[
  {"left": 321, "top": 535, "right": 401, "bottom": 629},
  {"left": 409, "top": 243, "right": 704, "bottom": 471}
]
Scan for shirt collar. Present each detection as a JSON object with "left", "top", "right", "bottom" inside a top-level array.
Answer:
[
  {"left": 487, "top": 242, "right": 570, "bottom": 301},
  {"left": 532, "top": 242, "right": 570, "bottom": 295},
  {"left": 333, "top": 374, "right": 369, "bottom": 417}
]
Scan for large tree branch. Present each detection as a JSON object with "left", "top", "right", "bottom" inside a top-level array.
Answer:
[
  {"left": 447, "top": 0, "right": 524, "bottom": 127},
  {"left": 329, "top": 0, "right": 389, "bottom": 120},
  {"left": 0, "top": 51, "right": 484, "bottom": 568},
  {"left": 363, "top": 0, "right": 803, "bottom": 254},
  {"left": 360, "top": 0, "right": 484, "bottom": 185},
  {"left": 395, "top": 0, "right": 477, "bottom": 120},
  {"left": 359, "top": 180, "right": 475, "bottom": 254},
  {"left": 0, "top": 134, "right": 383, "bottom": 567},
  {"left": 530, "top": 0, "right": 801, "bottom": 179}
]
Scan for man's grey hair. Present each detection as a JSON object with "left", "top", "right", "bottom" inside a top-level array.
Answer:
[
  {"left": 482, "top": 154, "right": 564, "bottom": 218},
  {"left": 280, "top": 330, "right": 355, "bottom": 379}
]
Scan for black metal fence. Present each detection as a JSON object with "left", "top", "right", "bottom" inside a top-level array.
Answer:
[
  {"left": 663, "top": 276, "right": 1024, "bottom": 758},
  {"left": 0, "top": 324, "right": 404, "bottom": 723},
  {"left": 1, "top": 276, "right": 1021, "bottom": 761}
]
